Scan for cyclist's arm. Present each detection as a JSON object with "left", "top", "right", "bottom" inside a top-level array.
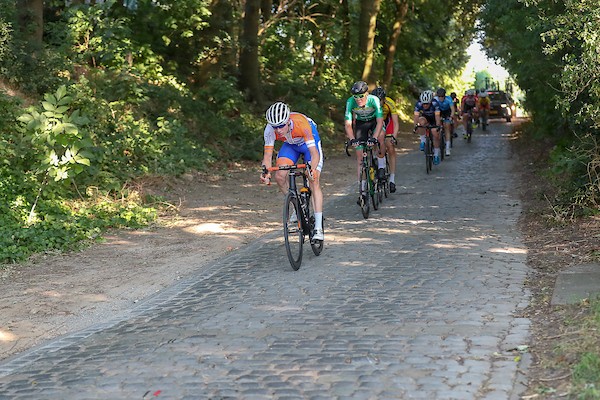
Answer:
[
  {"left": 374, "top": 116, "right": 385, "bottom": 139},
  {"left": 413, "top": 110, "right": 420, "bottom": 127},
  {"left": 344, "top": 119, "right": 355, "bottom": 140}
]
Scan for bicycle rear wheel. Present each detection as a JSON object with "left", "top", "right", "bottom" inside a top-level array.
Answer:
[
  {"left": 383, "top": 158, "right": 390, "bottom": 198},
  {"left": 283, "top": 192, "right": 303, "bottom": 270},
  {"left": 359, "top": 164, "right": 370, "bottom": 219},
  {"left": 467, "top": 119, "right": 473, "bottom": 143}
]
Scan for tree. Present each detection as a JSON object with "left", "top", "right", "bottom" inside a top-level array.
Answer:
[
  {"left": 381, "top": 0, "right": 409, "bottom": 88},
  {"left": 239, "top": 0, "right": 262, "bottom": 102},
  {"left": 358, "top": 0, "right": 381, "bottom": 83},
  {"left": 17, "top": 0, "right": 43, "bottom": 48}
]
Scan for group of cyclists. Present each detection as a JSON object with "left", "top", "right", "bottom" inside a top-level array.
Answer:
[{"left": 259, "top": 81, "right": 491, "bottom": 243}]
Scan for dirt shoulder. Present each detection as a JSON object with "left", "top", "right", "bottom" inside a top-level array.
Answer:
[{"left": 513, "top": 127, "right": 600, "bottom": 397}]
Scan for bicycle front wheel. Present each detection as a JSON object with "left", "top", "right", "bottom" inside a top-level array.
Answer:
[
  {"left": 283, "top": 192, "right": 303, "bottom": 270},
  {"left": 359, "top": 164, "right": 370, "bottom": 219},
  {"left": 425, "top": 135, "right": 433, "bottom": 174}
]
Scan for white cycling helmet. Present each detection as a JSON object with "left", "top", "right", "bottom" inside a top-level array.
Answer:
[
  {"left": 467, "top": 89, "right": 476, "bottom": 96},
  {"left": 419, "top": 90, "right": 434, "bottom": 104},
  {"left": 479, "top": 90, "right": 488, "bottom": 98},
  {"left": 266, "top": 102, "right": 290, "bottom": 126}
]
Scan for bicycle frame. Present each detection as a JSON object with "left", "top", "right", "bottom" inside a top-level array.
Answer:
[{"left": 266, "top": 164, "right": 311, "bottom": 235}]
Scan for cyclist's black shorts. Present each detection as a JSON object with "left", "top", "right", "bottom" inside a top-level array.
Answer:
[
  {"left": 422, "top": 115, "right": 436, "bottom": 126},
  {"left": 354, "top": 119, "right": 377, "bottom": 142}
]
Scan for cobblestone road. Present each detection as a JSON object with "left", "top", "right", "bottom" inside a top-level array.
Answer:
[{"left": 0, "top": 122, "right": 530, "bottom": 399}]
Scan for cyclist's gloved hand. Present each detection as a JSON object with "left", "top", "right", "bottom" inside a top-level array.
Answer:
[
  {"left": 366, "top": 137, "right": 378, "bottom": 146},
  {"left": 349, "top": 138, "right": 360, "bottom": 147}
]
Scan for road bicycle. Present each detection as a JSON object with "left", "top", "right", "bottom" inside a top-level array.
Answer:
[
  {"left": 345, "top": 137, "right": 382, "bottom": 219},
  {"left": 263, "top": 163, "right": 323, "bottom": 270},
  {"left": 464, "top": 111, "right": 474, "bottom": 143},
  {"left": 415, "top": 124, "right": 437, "bottom": 174},
  {"left": 382, "top": 138, "right": 393, "bottom": 199}
]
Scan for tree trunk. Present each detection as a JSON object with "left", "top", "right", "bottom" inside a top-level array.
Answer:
[
  {"left": 382, "top": 0, "right": 409, "bottom": 88},
  {"left": 17, "top": 0, "right": 44, "bottom": 49},
  {"left": 359, "top": 0, "right": 381, "bottom": 83},
  {"left": 340, "top": 0, "right": 350, "bottom": 60},
  {"left": 239, "top": 0, "right": 262, "bottom": 103}
]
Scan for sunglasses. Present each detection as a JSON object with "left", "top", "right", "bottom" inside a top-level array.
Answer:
[
  {"left": 271, "top": 122, "right": 287, "bottom": 129},
  {"left": 353, "top": 93, "right": 367, "bottom": 99}
]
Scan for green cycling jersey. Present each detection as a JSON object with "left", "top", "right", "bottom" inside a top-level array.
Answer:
[{"left": 344, "top": 95, "right": 383, "bottom": 122}]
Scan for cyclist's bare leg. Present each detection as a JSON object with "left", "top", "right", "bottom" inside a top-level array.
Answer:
[
  {"left": 432, "top": 127, "right": 441, "bottom": 149},
  {"left": 274, "top": 158, "right": 293, "bottom": 194},
  {"left": 416, "top": 116, "right": 429, "bottom": 145},
  {"left": 311, "top": 170, "right": 323, "bottom": 214},
  {"left": 385, "top": 138, "right": 396, "bottom": 182},
  {"left": 444, "top": 121, "right": 452, "bottom": 143}
]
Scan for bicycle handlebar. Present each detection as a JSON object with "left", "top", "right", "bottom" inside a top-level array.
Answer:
[
  {"left": 344, "top": 138, "right": 378, "bottom": 157},
  {"left": 262, "top": 163, "right": 313, "bottom": 185}
]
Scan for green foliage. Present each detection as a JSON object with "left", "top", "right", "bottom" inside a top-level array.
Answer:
[
  {"left": 481, "top": 0, "right": 600, "bottom": 213},
  {"left": 18, "top": 85, "right": 92, "bottom": 183}
]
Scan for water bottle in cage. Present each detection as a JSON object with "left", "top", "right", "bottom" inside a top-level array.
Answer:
[{"left": 299, "top": 187, "right": 310, "bottom": 217}]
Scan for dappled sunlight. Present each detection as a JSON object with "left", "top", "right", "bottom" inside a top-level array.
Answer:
[
  {"left": 254, "top": 305, "right": 303, "bottom": 312},
  {"left": 366, "top": 227, "right": 412, "bottom": 235},
  {"left": 332, "top": 235, "right": 376, "bottom": 244},
  {"left": 188, "top": 205, "right": 235, "bottom": 213},
  {"left": 185, "top": 223, "right": 255, "bottom": 235},
  {"left": 41, "top": 290, "right": 62, "bottom": 298},
  {"left": 490, "top": 246, "right": 527, "bottom": 254},
  {"left": 0, "top": 330, "right": 16, "bottom": 342},
  {"left": 431, "top": 243, "right": 472, "bottom": 249}
]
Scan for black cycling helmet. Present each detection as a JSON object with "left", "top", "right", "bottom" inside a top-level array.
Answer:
[
  {"left": 351, "top": 81, "right": 369, "bottom": 95},
  {"left": 371, "top": 86, "right": 386, "bottom": 102},
  {"left": 436, "top": 87, "right": 446, "bottom": 97},
  {"left": 450, "top": 92, "right": 457, "bottom": 98}
]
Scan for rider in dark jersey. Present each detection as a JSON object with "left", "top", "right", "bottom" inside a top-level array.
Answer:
[
  {"left": 435, "top": 88, "right": 456, "bottom": 157},
  {"left": 414, "top": 90, "right": 443, "bottom": 165},
  {"left": 460, "top": 89, "right": 478, "bottom": 138}
]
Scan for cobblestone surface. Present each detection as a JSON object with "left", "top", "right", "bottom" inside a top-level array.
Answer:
[{"left": 0, "top": 123, "right": 530, "bottom": 399}]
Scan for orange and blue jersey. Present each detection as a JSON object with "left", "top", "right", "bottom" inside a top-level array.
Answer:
[{"left": 263, "top": 112, "right": 323, "bottom": 171}]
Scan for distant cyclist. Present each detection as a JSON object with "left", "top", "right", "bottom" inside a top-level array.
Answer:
[
  {"left": 435, "top": 87, "right": 456, "bottom": 156},
  {"left": 414, "top": 90, "right": 442, "bottom": 165},
  {"left": 371, "top": 86, "right": 399, "bottom": 193},
  {"left": 460, "top": 89, "right": 478, "bottom": 138},
  {"left": 260, "top": 102, "right": 324, "bottom": 241},
  {"left": 450, "top": 92, "right": 461, "bottom": 125},
  {"left": 478, "top": 89, "right": 490, "bottom": 128},
  {"left": 344, "top": 81, "right": 385, "bottom": 203}
]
